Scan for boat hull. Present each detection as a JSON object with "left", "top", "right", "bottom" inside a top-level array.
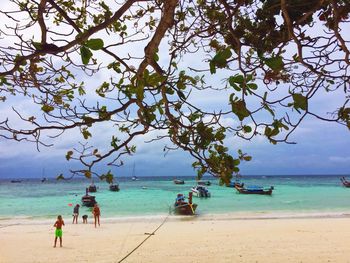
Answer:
[
  {"left": 81, "top": 195, "right": 96, "bottom": 207},
  {"left": 174, "top": 203, "right": 198, "bottom": 215},
  {"left": 109, "top": 184, "right": 120, "bottom": 191},
  {"left": 235, "top": 186, "right": 273, "bottom": 195},
  {"left": 11, "top": 180, "right": 22, "bottom": 183},
  {"left": 197, "top": 180, "right": 211, "bottom": 186},
  {"left": 174, "top": 179, "right": 185, "bottom": 184},
  {"left": 88, "top": 185, "right": 97, "bottom": 192},
  {"left": 191, "top": 187, "right": 211, "bottom": 198}
]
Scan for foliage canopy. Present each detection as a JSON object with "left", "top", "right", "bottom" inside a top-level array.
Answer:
[{"left": 0, "top": 0, "right": 349, "bottom": 184}]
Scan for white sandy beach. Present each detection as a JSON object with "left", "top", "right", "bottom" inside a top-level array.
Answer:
[{"left": 1, "top": 214, "right": 350, "bottom": 263}]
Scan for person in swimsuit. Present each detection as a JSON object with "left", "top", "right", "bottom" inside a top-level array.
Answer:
[
  {"left": 92, "top": 203, "right": 100, "bottom": 228},
  {"left": 53, "top": 215, "right": 65, "bottom": 247},
  {"left": 72, "top": 204, "right": 80, "bottom": 224}
]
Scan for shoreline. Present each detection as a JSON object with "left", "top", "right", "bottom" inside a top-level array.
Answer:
[{"left": 2, "top": 210, "right": 350, "bottom": 225}]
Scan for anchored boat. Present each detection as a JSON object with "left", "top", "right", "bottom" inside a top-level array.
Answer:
[
  {"left": 191, "top": 185, "right": 211, "bottom": 198},
  {"left": 235, "top": 185, "right": 274, "bottom": 195},
  {"left": 88, "top": 182, "right": 97, "bottom": 192},
  {"left": 340, "top": 177, "right": 350, "bottom": 188},
  {"left": 174, "top": 192, "right": 197, "bottom": 215},
  {"left": 196, "top": 180, "right": 211, "bottom": 186},
  {"left": 109, "top": 183, "right": 120, "bottom": 191},
  {"left": 81, "top": 188, "right": 97, "bottom": 207},
  {"left": 173, "top": 179, "right": 185, "bottom": 184}
]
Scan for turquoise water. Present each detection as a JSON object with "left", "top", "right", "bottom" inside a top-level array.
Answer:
[{"left": 1, "top": 175, "right": 350, "bottom": 219}]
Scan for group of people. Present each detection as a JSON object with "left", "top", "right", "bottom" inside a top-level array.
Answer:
[{"left": 53, "top": 203, "right": 101, "bottom": 248}]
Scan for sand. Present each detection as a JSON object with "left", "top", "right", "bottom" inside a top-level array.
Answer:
[{"left": 1, "top": 214, "right": 350, "bottom": 263}]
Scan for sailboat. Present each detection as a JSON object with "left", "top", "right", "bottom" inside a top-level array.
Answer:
[
  {"left": 41, "top": 168, "right": 48, "bottom": 183},
  {"left": 131, "top": 163, "right": 139, "bottom": 181}
]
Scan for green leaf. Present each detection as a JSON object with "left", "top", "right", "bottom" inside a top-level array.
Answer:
[
  {"left": 157, "top": 105, "right": 164, "bottom": 115},
  {"left": 177, "top": 90, "right": 186, "bottom": 100},
  {"left": 231, "top": 100, "right": 250, "bottom": 121},
  {"left": 82, "top": 128, "right": 92, "bottom": 139},
  {"left": 265, "top": 56, "right": 284, "bottom": 71},
  {"left": 41, "top": 104, "right": 54, "bottom": 113},
  {"left": 0, "top": 77, "right": 10, "bottom": 86},
  {"left": 105, "top": 170, "right": 114, "bottom": 184},
  {"left": 229, "top": 74, "right": 244, "bottom": 84},
  {"left": 243, "top": 155, "right": 252, "bottom": 161},
  {"left": 292, "top": 93, "right": 308, "bottom": 111},
  {"left": 56, "top": 174, "right": 65, "bottom": 180},
  {"left": 85, "top": 38, "right": 104, "bottom": 50},
  {"left": 264, "top": 104, "right": 275, "bottom": 117},
  {"left": 242, "top": 125, "right": 252, "bottom": 133},
  {"left": 153, "top": 52, "right": 159, "bottom": 62},
  {"left": 84, "top": 170, "right": 91, "bottom": 179},
  {"left": 210, "top": 48, "right": 232, "bottom": 74},
  {"left": 209, "top": 61, "right": 216, "bottom": 74},
  {"left": 80, "top": 46, "right": 93, "bottom": 65},
  {"left": 32, "top": 41, "right": 43, "bottom": 50},
  {"left": 53, "top": 95, "right": 63, "bottom": 105},
  {"left": 65, "top": 150, "right": 73, "bottom": 161},
  {"left": 233, "top": 159, "right": 240, "bottom": 166},
  {"left": 247, "top": 83, "right": 258, "bottom": 90}
]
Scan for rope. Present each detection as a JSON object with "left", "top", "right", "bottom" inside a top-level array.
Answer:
[{"left": 117, "top": 213, "right": 170, "bottom": 263}]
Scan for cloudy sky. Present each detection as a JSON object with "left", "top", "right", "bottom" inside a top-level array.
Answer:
[{"left": 0, "top": 1, "right": 349, "bottom": 179}]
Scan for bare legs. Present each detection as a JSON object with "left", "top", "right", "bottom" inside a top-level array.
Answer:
[
  {"left": 94, "top": 215, "right": 100, "bottom": 228},
  {"left": 53, "top": 237, "right": 62, "bottom": 247}
]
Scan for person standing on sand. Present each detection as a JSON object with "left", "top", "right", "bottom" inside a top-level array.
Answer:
[
  {"left": 92, "top": 203, "right": 100, "bottom": 228},
  {"left": 72, "top": 204, "right": 80, "bottom": 224},
  {"left": 53, "top": 215, "right": 65, "bottom": 247}
]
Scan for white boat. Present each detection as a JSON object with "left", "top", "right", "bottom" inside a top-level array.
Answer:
[
  {"left": 131, "top": 163, "right": 139, "bottom": 181},
  {"left": 191, "top": 185, "right": 211, "bottom": 198},
  {"left": 41, "top": 168, "right": 48, "bottom": 183}
]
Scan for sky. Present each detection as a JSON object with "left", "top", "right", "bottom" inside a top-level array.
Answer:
[{"left": 0, "top": 1, "right": 349, "bottom": 179}]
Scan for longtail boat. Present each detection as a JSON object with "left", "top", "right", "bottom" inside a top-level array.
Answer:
[
  {"left": 174, "top": 192, "right": 197, "bottom": 215},
  {"left": 235, "top": 185, "right": 274, "bottom": 195},
  {"left": 197, "top": 180, "right": 211, "bottom": 186},
  {"left": 173, "top": 179, "right": 185, "bottom": 184},
  {"left": 109, "top": 183, "right": 120, "bottom": 191},
  {"left": 82, "top": 188, "right": 97, "bottom": 207}
]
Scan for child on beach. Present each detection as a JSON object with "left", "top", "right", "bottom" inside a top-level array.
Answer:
[
  {"left": 53, "top": 215, "right": 65, "bottom": 247},
  {"left": 92, "top": 203, "right": 100, "bottom": 228},
  {"left": 82, "top": 214, "right": 88, "bottom": 224}
]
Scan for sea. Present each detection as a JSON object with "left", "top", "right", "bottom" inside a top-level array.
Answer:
[{"left": 0, "top": 175, "right": 350, "bottom": 220}]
